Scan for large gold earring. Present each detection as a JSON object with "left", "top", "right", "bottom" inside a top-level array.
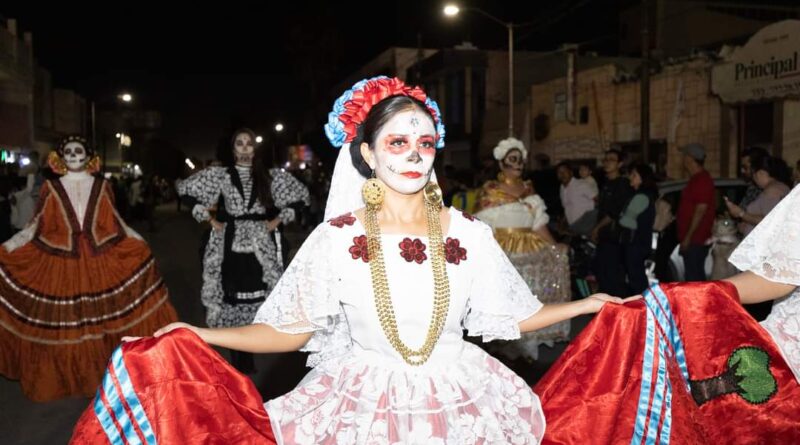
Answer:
[
  {"left": 362, "top": 173, "right": 385, "bottom": 207},
  {"left": 423, "top": 182, "right": 443, "bottom": 208}
]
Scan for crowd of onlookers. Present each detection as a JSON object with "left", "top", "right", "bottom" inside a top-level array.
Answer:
[
  {"left": 440, "top": 144, "right": 800, "bottom": 302},
  {"left": 2, "top": 144, "right": 797, "bottom": 300}
]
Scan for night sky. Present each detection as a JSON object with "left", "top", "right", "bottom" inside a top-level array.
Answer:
[{"left": 3, "top": 0, "right": 623, "bottom": 159}]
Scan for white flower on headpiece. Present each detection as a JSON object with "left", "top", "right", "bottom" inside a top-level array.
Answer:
[{"left": 493, "top": 138, "right": 527, "bottom": 161}]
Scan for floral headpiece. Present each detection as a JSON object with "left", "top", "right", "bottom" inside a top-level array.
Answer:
[
  {"left": 493, "top": 137, "right": 528, "bottom": 161},
  {"left": 324, "top": 76, "right": 446, "bottom": 149},
  {"left": 49, "top": 134, "right": 101, "bottom": 175}
]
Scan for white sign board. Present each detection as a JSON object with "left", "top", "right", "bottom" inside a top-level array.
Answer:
[{"left": 712, "top": 20, "right": 800, "bottom": 103}]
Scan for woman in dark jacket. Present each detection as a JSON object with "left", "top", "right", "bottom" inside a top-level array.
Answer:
[{"left": 619, "top": 163, "right": 657, "bottom": 294}]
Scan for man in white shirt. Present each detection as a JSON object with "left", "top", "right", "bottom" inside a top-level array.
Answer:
[{"left": 557, "top": 162, "right": 598, "bottom": 236}]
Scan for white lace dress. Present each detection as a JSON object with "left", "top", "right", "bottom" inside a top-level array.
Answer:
[
  {"left": 253, "top": 207, "right": 546, "bottom": 444},
  {"left": 729, "top": 184, "right": 800, "bottom": 382}
]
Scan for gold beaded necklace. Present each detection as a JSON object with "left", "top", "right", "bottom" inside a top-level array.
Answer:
[{"left": 363, "top": 182, "right": 451, "bottom": 366}]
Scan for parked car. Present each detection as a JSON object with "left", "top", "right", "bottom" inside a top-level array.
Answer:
[{"left": 648, "top": 178, "right": 748, "bottom": 284}]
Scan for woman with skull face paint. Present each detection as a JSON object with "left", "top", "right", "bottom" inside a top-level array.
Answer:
[
  {"left": 176, "top": 128, "right": 309, "bottom": 372},
  {"left": 0, "top": 135, "right": 177, "bottom": 402},
  {"left": 72, "top": 78, "right": 632, "bottom": 445},
  {"left": 474, "top": 138, "right": 571, "bottom": 361}
]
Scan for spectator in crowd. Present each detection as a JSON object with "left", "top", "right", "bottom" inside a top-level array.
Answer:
[
  {"left": 676, "top": 143, "right": 715, "bottom": 281},
  {"left": 557, "top": 162, "right": 597, "bottom": 236},
  {"left": 739, "top": 145, "right": 770, "bottom": 209},
  {"left": 578, "top": 162, "right": 599, "bottom": 199},
  {"left": 619, "top": 163, "right": 657, "bottom": 294},
  {"left": 10, "top": 151, "right": 42, "bottom": 232},
  {"left": 129, "top": 175, "right": 145, "bottom": 221},
  {"left": 591, "top": 149, "right": 634, "bottom": 295},
  {"left": 725, "top": 155, "right": 791, "bottom": 237}
]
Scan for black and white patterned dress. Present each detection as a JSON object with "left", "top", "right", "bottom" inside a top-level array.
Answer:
[{"left": 178, "top": 166, "right": 309, "bottom": 327}]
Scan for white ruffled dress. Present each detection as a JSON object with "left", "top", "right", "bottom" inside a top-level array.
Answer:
[
  {"left": 729, "top": 184, "right": 800, "bottom": 383},
  {"left": 254, "top": 207, "right": 545, "bottom": 444}
]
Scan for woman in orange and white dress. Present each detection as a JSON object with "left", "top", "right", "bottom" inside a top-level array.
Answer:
[{"left": 0, "top": 135, "right": 176, "bottom": 401}]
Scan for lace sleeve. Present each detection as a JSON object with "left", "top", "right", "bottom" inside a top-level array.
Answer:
[
  {"left": 271, "top": 169, "right": 310, "bottom": 224},
  {"left": 729, "top": 185, "right": 800, "bottom": 286},
  {"left": 176, "top": 167, "right": 225, "bottom": 209},
  {"left": 462, "top": 222, "right": 543, "bottom": 341},
  {"left": 253, "top": 223, "right": 351, "bottom": 367}
]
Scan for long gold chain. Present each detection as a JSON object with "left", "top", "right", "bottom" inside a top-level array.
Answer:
[{"left": 364, "top": 192, "right": 450, "bottom": 366}]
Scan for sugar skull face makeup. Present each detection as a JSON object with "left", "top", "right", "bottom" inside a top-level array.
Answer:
[
  {"left": 362, "top": 109, "right": 437, "bottom": 195},
  {"left": 62, "top": 142, "right": 89, "bottom": 172},
  {"left": 501, "top": 148, "right": 525, "bottom": 178},
  {"left": 233, "top": 132, "right": 255, "bottom": 166}
]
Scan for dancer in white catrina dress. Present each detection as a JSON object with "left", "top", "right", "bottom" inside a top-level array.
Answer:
[{"left": 107, "top": 76, "right": 627, "bottom": 444}]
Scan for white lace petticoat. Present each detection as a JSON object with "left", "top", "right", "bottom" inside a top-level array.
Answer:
[{"left": 264, "top": 342, "right": 545, "bottom": 445}]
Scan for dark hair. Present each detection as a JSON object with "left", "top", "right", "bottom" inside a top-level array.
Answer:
[
  {"left": 751, "top": 155, "right": 791, "bottom": 186},
  {"left": 555, "top": 161, "right": 573, "bottom": 174},
  {"left": 630, "top": 163, "right": 658, "bottom": 198},
  {"left": 534, "top": 153, "right": 551, "bottom": 169},
  {"left": 57, "top": 134, "right": 94, "bottom": 157},
  {"left": 349, "top": 95, "right": 436, "bottom": 178},
  {"left": 742, "top": 145, "right": 769, "bottom": 163},
  {"left": 252, "top": 143, "right": 275, "bottom": 210},
  {"left": 605, "top": 149, "right": 623, "bottom": 162}
]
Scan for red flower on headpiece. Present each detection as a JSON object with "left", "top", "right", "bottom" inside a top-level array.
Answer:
[{"left": 339, "top": 77, "right": 440, "bottom": 144}]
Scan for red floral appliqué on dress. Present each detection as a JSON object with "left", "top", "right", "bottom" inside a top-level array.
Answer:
[
  {"left": 461, "top": 211, "right": 476, "bottom": 222},
  {"left": 329, "top": 212, "right": 356, "bottom": 228},
  {"left": 349, "top": 235, "right": 370, "bottom": 262},
  {"left": 399, "top": 238, "right": 427, "bottom": 264},
  {"left": 444, "top": 237, "right": 467, "bottom": 265}
]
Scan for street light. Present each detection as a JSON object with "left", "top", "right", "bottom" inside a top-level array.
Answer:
[
  {"left": 443, "top": 5, "right": 459, "bottom": 16},
  {"left": 274, "top": 123, "right": 284, "bottom": 133},
  {"left": 256, "top": 135, "right": 263, "bottom": 144},
  {"left": 444, "top": 3, "right": 515, "bottom": 137},
  {"left": 91, "top": 92, "right": 134, "bottom": 173}
]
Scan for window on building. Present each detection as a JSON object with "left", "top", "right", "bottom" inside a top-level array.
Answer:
[
  {"left": 554, "top": 93, "right": 567, "bottom": 121},
  {"left": 579, "top": 106, "right": 589, "bottom": 124},
  {"left": 446, "top": 71, "right": 465, "bottom": 129}
]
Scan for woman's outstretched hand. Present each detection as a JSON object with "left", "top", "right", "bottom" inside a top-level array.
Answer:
[
  {"left": 581, "top": 293, "right": 642, "bottom": 314},
  {"left": 122, "top": 322, "right": 204, "bottom": 343}
]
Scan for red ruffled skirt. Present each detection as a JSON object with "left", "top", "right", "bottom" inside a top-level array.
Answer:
[{"left": 535, "top": 281, "right": 800, "bottom": 444}]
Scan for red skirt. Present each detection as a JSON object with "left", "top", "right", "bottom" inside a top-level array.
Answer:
[
  {"left": 535, "top": 281, "right": 800, "bottom": 444},
  {"left": 70, "top": 328, "right": 276, "bottom": 444}
]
